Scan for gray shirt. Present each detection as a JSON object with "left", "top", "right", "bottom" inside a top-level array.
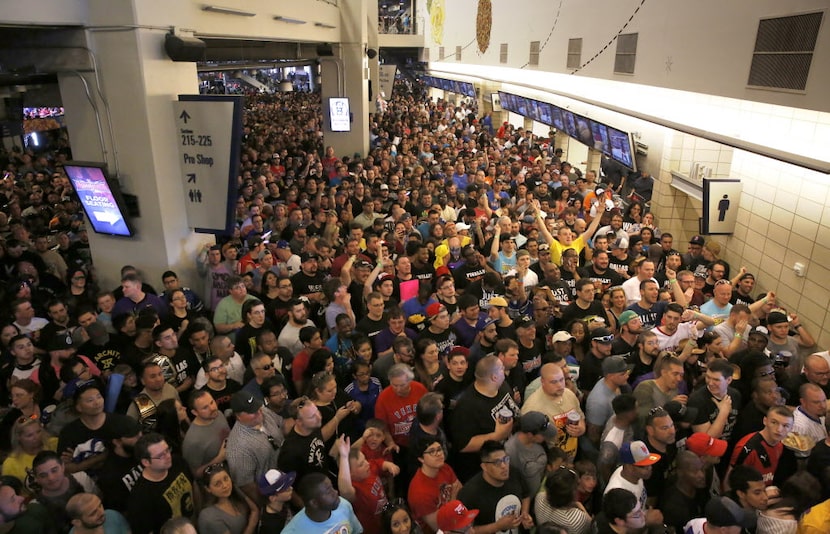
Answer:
[
  {"left": 182, "top": 413, "right": 230, "bottom": 474},
  {"left": 504, "top": 433, "right": 547, "bottom": 494}
]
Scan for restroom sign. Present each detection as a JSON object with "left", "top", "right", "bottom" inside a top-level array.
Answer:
[{"left": 702, "top": 178, "right": 742, "bottom": 235}]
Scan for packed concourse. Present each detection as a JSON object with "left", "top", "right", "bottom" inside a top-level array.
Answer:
[{"left": 0, "top": 75, "right": 828, "bottom": 534}]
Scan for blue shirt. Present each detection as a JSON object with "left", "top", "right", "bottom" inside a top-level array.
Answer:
[{"left": 282, "top": 497, "right": 363, "bottom": 534}]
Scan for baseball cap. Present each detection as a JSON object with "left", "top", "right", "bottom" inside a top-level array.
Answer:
[
  {"left": 489, "top": 296, "right": 508, "bottom": 308},
  {"left": 379, "top": 184, "right": 389, "bottom": 190},
  {"left": 300, "top": 252, "right": 318, "bottom": 263},
  {"left": 705, "top": 497, "right": 744, "bottom": 528},
  {"left": 519, "top": 411, "right": 558, "bottom": 439},
  {"left": 455, "top": 222, "right": 471, "bottom": 231},
  {"left": 538, "top": 243, "right": 550, "bottom": 252},
  {"left": 617, "top": 310, "right": 639, "bottom": 327},
  {"left": 375, "top": 272, "right": 394, "bottom": 285},
  {"left": 400, "top": 212, "right": 412, "bottom": 221},
  {"left": 689, "top": 235, "right": 705, "bottom": 246},
  {"left": 620, "top": 440, "right": 661, "bottom": 466},
  {"left": 356, "top": 260, "right": 373, "bottom": 269},
  {"left": 275, "top": 240, "right": 290, "bottom": 249},
  {"left": 515, "top": 316, "right": 535, "bottom": 329},
  {"left": 663, "top": 400, "right": 698, "bottom": 424},
  {"left": 72, "top": 378, "right": 105, "bottom": 404},
  {"left": 685, "top": 432, "right": 727, "bottom": 457},
  {"left": 551, "top": 331, "right": 575, "bottom": 343},
  {"left": 749, "top": 325, "right": 769, "bottom": 339},
  {"left": 602, "top": 355, "right": 634, "bottom": 375},
  {"left": 47, "top": 332, "right": 75, "bottom": 352},
  {"left": 437, "top": 500, "right": 479, "bottom": 532},
  {"left": 591, "top": 327, "right": 614, "bottom": 343},
  {"left": 766, "top": 311, "right": 788, "bottom": 325},
  {"left": 426, "top": 302, "right": 445, "bottom": 319},
  {"left": 258, "top": 469, "right": 297, "bottom": 496},
  {"left": 476, "top": 317, "right": 498, "bottom": 331},
  {"left": 230, "top": 391, "right": 263, "bottom": 414},
  {"left": 611, "top": 236, "right": 629, "bottom": 250}
]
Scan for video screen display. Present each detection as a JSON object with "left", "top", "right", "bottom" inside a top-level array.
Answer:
[
  {"left": 607, "top": 126, "right": 635, "bottom": 170},
  {"left": 64, "top": 163, "right": 134, "bottom": 238},
  {"left": 537, "top": 102, "right": 553, "bottom": 126},
  {"left": 551, "top": 107, "right": 564, "bottom": 130},
  {"left": 589, "top": 120, "right": 610, "bottom": 153},
  {"left": 561, "top": 110, "right": 579, "bottom": 139},
  {"left": 515, "top": 96, "right": 529, "bottom": 117},
  {"left": 329, "top": 98, "right": 351, "bottom": 132}
]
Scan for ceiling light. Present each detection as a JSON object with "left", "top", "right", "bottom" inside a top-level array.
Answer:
[
  {"left": 202, "top": 5, "right": 256, "bottom": 17},
  {"left": 274, "top": 16, "right": 306, "bottom": 24}
]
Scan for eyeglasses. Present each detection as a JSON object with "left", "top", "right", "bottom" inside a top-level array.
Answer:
[
  {"left": 258, "top": 364, "right": 274, "bottom": 371},
  {"left": 483, "top": 455, "right": 510, "bottom": 466},
  {"left": 204, "top": 462, "right": 227, "bottom": 477},
  {"left": 208, "top": 365, "right": 225, "bottom": 373},
  {"left": 149, "top": 446, "right": 172, "bottom": 460},
  {"left": 592, "top": 335, "right": 614, "bottom": 343},
  {"left": 714, "top": 279, "right": 732, "bottom": 286},
  {"left": 423, "top": 446, "right": 445, "bottom": 457}
]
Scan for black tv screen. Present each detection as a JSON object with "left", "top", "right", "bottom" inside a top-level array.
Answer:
[{"left": 64, "top": 162, "right": 135, "bottom": 238}]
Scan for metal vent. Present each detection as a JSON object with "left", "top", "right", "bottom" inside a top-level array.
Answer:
[
  {"left": 748, "top": 12, "right": 822, "bottom": 90},
  {"left": 456, "top": 45, "right": 462, "bottom": 60},
  {"left": 614, "top": 33, "right": 638, "bottom": 74},
  {"left": 529, "top": 41, "right": 540, "bottom": 66},
  {"left": 500, "top": 43, "right": 508, "bottom": 63},
  {"left": 439, "top": 46, "right": 445, "bottom": 60},
  {"left": 567, "top": 38, "right": 582, "bottom": 69}
]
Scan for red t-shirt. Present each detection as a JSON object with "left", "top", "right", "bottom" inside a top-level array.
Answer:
[
  {"left": 408, "top": 463, "right": 459, "bottom": 534},
  {"left": 352, "top": 459, "right": 387, "bottom": 534},
  {"left": 374, "top": 381, "right": 427, "bottom": 447},
  {"left": 730, "top": 431, "right": 782, "bottom": 486}
]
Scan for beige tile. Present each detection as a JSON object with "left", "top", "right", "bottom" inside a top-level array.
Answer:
[
  {"left": 788, "top": 233, "right": 814, "bottom": 258},
  {"left": 812, "top": 244, "right": 830, "bottom": 265},
  {"left": 770, "top": 206, "right": 795, "bottom": 229},
  {"left": 754, "top": 199, "right": 773, "bottom": 220},
  {"left": 802, "top": 280, "right": 830, "bottom": 310},
  {"left": 742, "top": 245, "right": 763, "bottom": 266},
  {"left": 791, "top": 215, "right": 819, "bottom": 241},
  {"left": 799, "top": 181, "right": 829, "bottom": 206},
  {"left": 773, "top": 190, "right": 798, "bottom": 213},
  {"left": 765, "top": 223, "right": 789, "bottom": 246},
  {"left": 796, "top": 198, "right": 823, "bottom": 222}
]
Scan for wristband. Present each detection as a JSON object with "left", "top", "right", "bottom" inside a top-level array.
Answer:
[
  {"left": 792, "top": 324, "right": 802, "bottom": 329},
  {"left": 734, "top": 333, "right": 742, "bottom": 339},
  {"left": 669, "top": 279, "right": 677, "bottom": 284}
]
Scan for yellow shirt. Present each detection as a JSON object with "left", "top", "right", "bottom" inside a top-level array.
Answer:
[
  {"left": 522, "top": 388, "right": 583, "bottom": 461},
  {"left": 799, "top": 498, "right": 830, "bottom": 534},
  {"left": 549, "top": 235, "right": 586, "bottom": 266},
  {"left": 1, "top": 436, "right": 58, "bottom": 484}
]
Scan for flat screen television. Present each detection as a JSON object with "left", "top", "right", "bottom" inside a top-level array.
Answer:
[
  {"left": 607, "top": 126, "right": 636, "bottom": 170},
  {"left": 589, "top": 120, "right": 610, "bottom": 153},
  {"left": 64, "top": 162, "right": 135, "bottom": 237},
  {"left": 515, "top": 96, "right": 529, "bottom": 117},
  {"left": 561, "top": 110, "right": 579, "bottom": 139},
  {"left": 537, "top": 102, "right": 553, "bottom": 126},
  {"left": 499, "top": 92, "right": 513, "bottom": 112},
  {"left": 329, "top": 97, "right": 351, "bottom": 132},
  {"left": 528, "top": 100, "right": 541, "bottom": 122},
  {"left": 550, "top": 106, "right": 564, "bottom": 131},
  {"left": 463, "top": 83, "right": 476, "bottom": 98}
]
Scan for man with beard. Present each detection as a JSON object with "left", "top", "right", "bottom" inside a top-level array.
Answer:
[
  {"left": 291, "top": 252, "right": 326, "bottom": 307},
  {"left": 613, "top": 310, "right": 642, "bottom": 362},
  {"left": 127, "top": 361, "right": 180, "bottom": 422},
  {"left": 182, "top": 389, "right": 230, "bottom": 479},
  {"left": 654, "top": 250, "right": 683, "bottom": 289},
  {"left": 0, "top": 480, "right": 53, "bottom": 533},
  {"left": 633, "top": 354, "right": 686, "bottom": 422},
  {"left": 97, "top": 416, "right": 145, "bottom": 513},
  {"left": 660, "top": 451, "right": 709, "bottom": 532},
  {"left": 643, "top": 406, "right": 678, "bottom": 502},
  {"left": 580, "top": 250, "right": 624, "bottom": 294},
  {"left": 67, "top": 493, "right": 130, "bottom": 534},
  {"left": 278, "top": 299, "right": 316, "bottom": 356},
  {"left": 468, "top": 318, "right": 499, "bottom": 367},
  {"left": 452, "top": 245, "right": 487, "bottom": 292},
  {"left": 653, "top": 303, "right": 711, "bottom": 352},
  {"left": 151, "top": 325, "right": 198, "bottom": 397}
]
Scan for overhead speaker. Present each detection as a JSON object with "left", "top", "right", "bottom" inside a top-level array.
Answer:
[
  {"left": 164, "top": 34, "right": 206, "bottom": 62},
  {"left": 366, "top": 48, "right": 377, "bottom": 59},
  {"left": 316, "top": 43, "right": 334, "bottom": 56}
]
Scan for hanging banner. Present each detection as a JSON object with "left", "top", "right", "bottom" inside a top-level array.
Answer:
[{"left": 378, "top": 65, "right": 397, "bottom": 99}]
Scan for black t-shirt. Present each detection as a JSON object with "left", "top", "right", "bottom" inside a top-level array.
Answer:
[
  {"left": 348, "top": 280, "right": 366, "bottom": 322},
  {"left": 201, "top": 379, "right": 241, "bottom": 415},
  {"left": 627, "top": 300, "right": 668, "bottom": 331},
  {"left": 559, "top": 270, "right": 578, "bottom": 299},
  {"left": 277, "top": 428, "right": 332, "bottom": 483},
  {"left": 418, "top": 327, "right": 457, "bottom": 359},
  {"left": 457, "top": 468, "right": 529, "bottom": 527},
  {"left": 466, "top": 281, "right": 505, "bottom": 310},
  {"left": 411, "top": 262, "right": 435, "bottom": 282},
  {"left": 453, "top": 262, "right": 486, "bottom": 291},
  {"left": 560, "top": 299, "right": 607, "bottom": 326},
  {"left": 644, "top": 438, "right": 677, "bottom": 498},
  {"left": 688, "top": 385, "right": 742, "bottom": 444},
  {"left": 58, "top": 413, "right": 133, "bottom": 466},
  {"left": 290, "top": 271, "right": 326, "bottom": 297},
  {"left": 356, "top": 315, "right": 386, "bottom": 342},
  {"left": 126, "top": 456, "right": 194, "bottom": 534},
  {"left": 171, "top": 348, "right": 200, "bottom": 390},
  {"left": 660, "top": 485, "right": 707, "bottom": 532},
  {"left": 98, "top": 452, "right": 144, "bottom": 513},
  {"left": 579, "top": 266, "right": 625, "bottom": 292},
  {"left": 730, "top": 290, "right": 756, "bottom": 307},
  {"left": 77, "top": 339, "right": 122, "bottom": 373},
  {"left": 235, "top": 321, "right": 273, "bottom": 366},
  {"left": 578, "top": 350, "right": 604, "bottom": 391},
  {"left": 608, "top": 254, "right": 633, "bottom": 278},
  {"left": 449, "top": 384, "right": 519, "bottom": 482},
  {"left": 517, "top": 338, "right": 543, "bottom": 382}
]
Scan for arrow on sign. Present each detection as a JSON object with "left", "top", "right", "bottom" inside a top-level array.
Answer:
[
  {"left": 179, "top": 110, "right": 191, "bottom": 124},
  {"left": 93, "top": 211, "right": 122, "bottom": 225},
  {"left": 187, "top": 173, "right": 196, "bottom": 183}
]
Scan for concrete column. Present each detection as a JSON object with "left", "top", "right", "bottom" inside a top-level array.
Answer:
[
  {"left": 320, "top": 0, "right": 370, "bottom": 159},
  {"left": 58, "top": 15, "right": 206, "bottom": 289}
]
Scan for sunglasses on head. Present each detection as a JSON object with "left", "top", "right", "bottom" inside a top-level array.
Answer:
[{"left": 592, "top": 334, "right": 614, "bottom": 343}]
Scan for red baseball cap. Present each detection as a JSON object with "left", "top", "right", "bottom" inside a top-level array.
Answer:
[
  {"left": 685, "top": 432, "right": 727, "bottom": 457},
  {"left": 437, "top": 500, "right": 479, "bottom": 531}
]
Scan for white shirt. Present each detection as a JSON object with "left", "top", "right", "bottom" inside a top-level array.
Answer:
[
  {"left": 194, "top": 352, "right": 246, "bottom": 389},
  {"left": 652, "top": 321, "right": 704, "bottom": 351},
  {"left": 792, "top": 406, "right": 827, "bottom": 448}
]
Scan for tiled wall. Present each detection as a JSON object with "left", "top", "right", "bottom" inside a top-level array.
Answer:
[{"left": 655, "top": 139, "right": 830, "bottom": 349}]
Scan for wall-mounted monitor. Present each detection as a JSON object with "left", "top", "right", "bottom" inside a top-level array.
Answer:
[
  {"left": 537, "top": 102, "right": 553, "bottom": 126},
  {"left": 607, "top": 126, "right": 636, "bottom": 170},
  {"left": 64, "top": 162, "right": 135, "bottom": 238},
  {"left": 589, "top": 120, "right": 610, "bottom": 153},
  {"left": 329, "top": 97, "right": 351, "bottom": 132},
  {"left": 515, "top": 96, "right": 529, "bottom": 116},
  {"left": 561, "top": 110, "right": 579, "bottom": 139},
  {"left": 550, "top": 107, "right": 564, "bottom": 131}
]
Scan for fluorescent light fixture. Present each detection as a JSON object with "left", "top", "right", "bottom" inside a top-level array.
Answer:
[
  {"left": 202, "top": 5, "right": 256, "bottom": 17},
  {"left": 274, "top": 16, "right": 306, "bottom": 24},
  {"left": 314, "top": 22, "right": 337, "bottom": 29}
]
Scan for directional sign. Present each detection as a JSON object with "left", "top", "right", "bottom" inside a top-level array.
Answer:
[{"left": 173, "top": 95, "right": 243, "bottom": 233}]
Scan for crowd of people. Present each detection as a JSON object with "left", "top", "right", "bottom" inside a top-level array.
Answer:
[{"left": 0, "top": 78, "right": 828, "bottom": 534}]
